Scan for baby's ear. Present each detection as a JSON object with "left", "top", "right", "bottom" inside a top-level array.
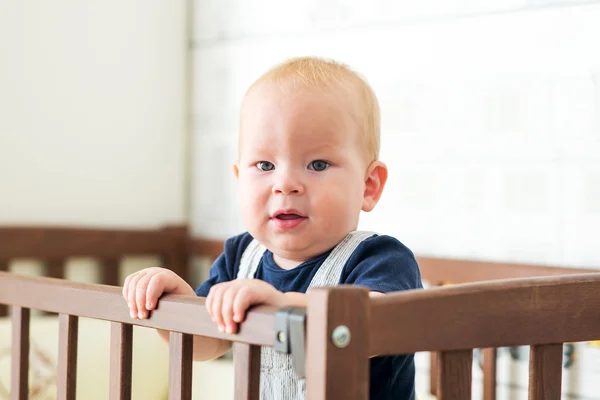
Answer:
[
  {"left": 362, "top": 161, "right": 388, "bottom": 212},
  {"left": 233, "top": 162, "right": 240, "bottom": 179}
]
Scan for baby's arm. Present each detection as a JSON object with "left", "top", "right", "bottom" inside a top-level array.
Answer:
[{"left": 122, "top": 267, "right": 231, "bottom": 361}]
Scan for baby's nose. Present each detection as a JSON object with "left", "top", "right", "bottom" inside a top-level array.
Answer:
[{"left": 272, "top": 172, "right": 304, "bottom": 195}]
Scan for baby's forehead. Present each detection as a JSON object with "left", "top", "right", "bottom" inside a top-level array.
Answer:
[{"left": 241, "top": 82, "right": 364, "bottom": 129}]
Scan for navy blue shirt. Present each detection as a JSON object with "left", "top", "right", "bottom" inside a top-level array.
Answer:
[{"left": 196, "top": 232, "right": 423, "bottom": 400}]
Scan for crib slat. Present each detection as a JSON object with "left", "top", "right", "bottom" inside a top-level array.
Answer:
[
  {"left": 11, "top": 306, "right": 30, "bottom": 400},
  {"left": 0, "top": 260, "right": 8, "bottom": 317},
  {"left": 430, "top": 352, "right": 438, "bottom": 396},
  {"left": 110, "top": 322, "right": 133, "bottom": 400},
  {"left": 102, "top": 258, "right": 121, "bottom": 286},
  {"left": 164, "top": 250, "right": 189, "bottom": 285},
  {"left": 46, "top": 258, "right": 66, "bottom": 280},
  {"left": 233, "top": 342, "right": 261, "bottom": 400},
  {"left": 437, "top": 349, "right": 472, "bottom": 400},
  {"left": 528, "top": 344, "right": 563, "bottom": 400},
  {"left": 57, "top": 314, "right": 78, "bottom": 400},
  {"left": 169, "top": 332, "right": 193, "bottom": 400},
  {"left": 483, "top": 348, "right": 497, "bottom": 400}
]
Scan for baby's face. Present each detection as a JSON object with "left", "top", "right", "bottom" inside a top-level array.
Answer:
[{"left": 235, "top": 83, "right": 370, "bottom": 264}]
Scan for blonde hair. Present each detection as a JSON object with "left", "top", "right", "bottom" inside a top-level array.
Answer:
[{"left": 244, "top": 57, "right": 381, "bottom": 162}]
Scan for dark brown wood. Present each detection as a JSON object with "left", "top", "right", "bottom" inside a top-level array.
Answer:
[
  {"left": 483, "top": 348, "right": 497, "bottom": 400},
  {"left": 0, "top": 271, "right": 276, "bottom": 345},
  {"left": 306, "top": 286, "right": 370, "bottom": 400},
  {"left": 416, "top": 257, "right": 597, "bottom": 400},
  {"left": 163, "top": 250, "right": 189, "bottom": 285},
  {"left": 110, "top": 322, "right": 133, "bottom": 400},
  {"left": 429, "top": 352, "right": 438, "bottom": 396},
  {"left": 46, "top": 258, "right": 65, "bottom": 280},
  {"left": 418, "top": 256, "right": 597, "bottom": 285},
  {"left": 437, "top": 350, "right": 472, "bottom": 400},
  {"left": 164, "top": 226, "right": 190, "bottom": 283},
  {"left": 233, "top": 342, "right": 261, "bottom": 400},
  {"left": 57, "top": 314, "right": 78, "bottom": 400},
  {"left": 102, "top": 258, "right": 121, "bottom": 286},
  {"left": 528, "top": 344, "right": 563, "bottom": 400},
  {"left": 169, "top": 332, "right": 193, "bottom": 400},
  {"left": 369, "top": 273, "right": 600, "bottom": 355},
  {"left": 0, "top": 260, "right": 8, "bottom": 317},
  {"left": 187, "top": 237, "right": 224, "bottom": 260},
  {"left": 0, "top": 225, "right": 187, "bottom": 259},
  {"left": 11, "top": 306, "right": 30, "bottom": 400}
]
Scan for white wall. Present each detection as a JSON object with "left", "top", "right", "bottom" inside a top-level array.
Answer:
[
  {"left": 189, "top": 1, "right": 600, "bottom": 397},
  {"left": 0, "top": 1, "right": 188, "bottom": 227},
  {"left": 190, "top": 0, "right": 600, "bottom": 267}
]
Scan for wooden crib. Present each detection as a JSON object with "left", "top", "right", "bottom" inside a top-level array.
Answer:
[{"left": 1, "top": 225, "right": 598, "bottom": 399}]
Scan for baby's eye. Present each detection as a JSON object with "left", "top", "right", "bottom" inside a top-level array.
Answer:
[
  {"left": 256, "top": 161, "right": 275, "bottom": 171},
  {"left": 308, "top": 160, "right": 329, "bottom": 171}
]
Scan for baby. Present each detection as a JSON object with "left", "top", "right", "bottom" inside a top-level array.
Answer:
[{"left": 122, "top": 56, "right": 423, "bottom": 399}]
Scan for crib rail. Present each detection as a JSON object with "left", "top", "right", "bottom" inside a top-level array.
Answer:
[
  {"left": 368, "top": 272, "right": 600, "bottom": 399},
  {"left": 0, "top": 225, "right": 189, "bottom": 317},
  {"left": 417, "top": 256, "right": 596, "bottom": 285},
  {"left": 0, "top": 225, "right": 189, "bottom": 286},
  {"left": 418, "top": 256, "right": 598, "bottom": 400},
  {"left": 0, "top": 271, "right": 276, "bottom": 400},
  {"left": 3, "top": 271, "right": 599, "bottom": 399}
]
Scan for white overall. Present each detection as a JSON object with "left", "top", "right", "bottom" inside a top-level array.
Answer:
[{"left": 236, "top": 231, "right": 375, "bottom": 400}]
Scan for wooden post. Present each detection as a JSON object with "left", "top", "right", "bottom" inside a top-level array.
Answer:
[
  {"left": 0, "top": 260, "right": 8, "bottom": 317},
  {"left": 46, "top": 258, "right": 65, "bottom": 280},
  {"left": 109, "top": 322, "right": 133, "bottom": 400},
  {"left": 169, "top": 332, "right": 193, "bottom": 400},
  {"left": 102, "top": 258, "right": 121, "bottom": 287},
  {"left": 437, "top": 350, "right": 472, "bottom": 400},
  {"left": 483, "top": 348, "right": 497, "bottom": 400},
  {"left": 11, "top": 306, "right": 30, "bottom": 400},
  {"left": 57, "top": 314, "right": 79, "bottom": 400},
  {"left": 306, "top": 286, "right": 370, "bottom": 400},
  {"left": 162, "top": 226, "right": 190, "bottom": 284},
  {"left": 529, "top": 344, "right": 563, "bottom": 400},
  {"left": 430, "top": 351, "right": 439, "bottom": 396},
  {"left": 233, "top": 342, "right": 261, "bottom": 400}
]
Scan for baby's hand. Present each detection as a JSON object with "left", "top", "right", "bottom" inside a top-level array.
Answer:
[
  {"left": 122, "top": 267, "right": 195, "bottom": 320},
  {"left": 206, "top": 279, "right": 285, "bottom": 334}
]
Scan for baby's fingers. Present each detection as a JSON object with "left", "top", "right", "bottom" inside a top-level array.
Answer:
[
  {"left": 145, "top": 274, "right": 166, "bottom": 310},
  {"left": 208, "top": 286, "right": 224, "bottom": 331},
  {"left": 221, "top": 287, "right": 238, "bottom": 334},
  {"left": 232, "top": 287, "right": 252, "bottom": 324},
  {"left": 135, "top": 273, "right": 153, "bottom": 319},
  {"left": 126, "top": 272, "right": 146, "bottom": 319}
]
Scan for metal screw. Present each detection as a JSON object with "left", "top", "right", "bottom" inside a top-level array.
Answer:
[
  {"left": 332, "top": 325, "right": 351, "bottom": 348},
  {"left": 277, "top": 331, "right": 287, "bottom": 343}
]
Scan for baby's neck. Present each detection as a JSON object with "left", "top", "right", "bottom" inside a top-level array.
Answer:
[{"left": 272, "top": 254, "right": 306, "bottom": 270}]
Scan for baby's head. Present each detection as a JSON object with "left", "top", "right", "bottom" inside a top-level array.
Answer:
[{"left": 234, "top": 57, "right": 388, "bottom": 267}]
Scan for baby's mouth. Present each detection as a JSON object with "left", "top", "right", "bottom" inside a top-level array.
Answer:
[{"left": 276, "top": 213, "right": 304, "bottom": 220}]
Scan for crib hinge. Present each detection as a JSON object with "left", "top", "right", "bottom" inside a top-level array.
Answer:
[{"left": 274, "top": 306, "right": 307, "bottom": 378}]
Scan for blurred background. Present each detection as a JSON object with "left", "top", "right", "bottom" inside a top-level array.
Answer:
[{"left": 1, "top": 0, "right": 599, "bottom": 399}]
